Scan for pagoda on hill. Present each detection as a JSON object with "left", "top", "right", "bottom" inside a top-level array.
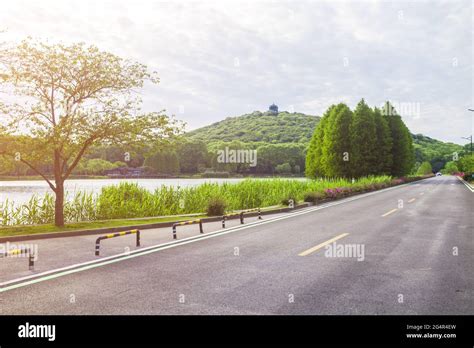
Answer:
[{"left": 268, "top": 103, "right": 278, "bottom": 115}]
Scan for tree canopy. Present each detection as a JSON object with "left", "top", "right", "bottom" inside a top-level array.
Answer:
[
  {"left": 306, "top": 100, "right": 415, "bottom": 178},
  {"left": 0, "top": 39, "right": 183, "bottom": 225},
  {"left": 416, "top": 161, "right": 433, "bottom": 175}
]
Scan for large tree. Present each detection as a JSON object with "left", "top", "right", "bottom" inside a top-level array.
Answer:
[
  {"left": 144, "top": 147, "right": 180, "bottom": 175},
  {"left": 416, "top": 161, "right": 433, "bottom": 175},
  {"left": 458, "top": 154, "right": 474, "bottom": 173},
  {"left": 305, "top": 105, "right": 335, "bottom": 178},
  {"left": 382, "top": 101, "right": 415, "bottom": 176},
  {"left": 350, "top": 99, "right": 378, "bottom": 177},
  {"left": 0, "top": 39, "right": 182, "bottom": 226},
  {"left": 373, "top": 106, "right": 393, "bottom": 174},
  {"left": 321, "top": 103, "right": 353, "bottom": 178},
  {"left": 177, "top": 140, "right": 209, "bottom": 173}
]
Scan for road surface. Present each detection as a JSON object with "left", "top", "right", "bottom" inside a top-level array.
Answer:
[{"left": 0, "top": 175, "right": 472, "bottom": 314}]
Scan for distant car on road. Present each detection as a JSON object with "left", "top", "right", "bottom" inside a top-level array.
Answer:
[{"left": 436, "top": 172, "right": 442, "bottom": 176}]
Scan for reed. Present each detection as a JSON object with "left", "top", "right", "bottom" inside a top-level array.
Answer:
[{"left": 0, "top": 176, "right": 392, "bottom": 226}]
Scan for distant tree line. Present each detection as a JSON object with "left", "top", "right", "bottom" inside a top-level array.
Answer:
[
  {"left": 305, "top": 100, "right": 415, "bottom": 178},
  {"left": 142, "top": 140, "right": 306, "bottom": 176},
  {"left": 3, "top": 96, "right": 469, "bottom": 178},
  {"left": 0, "top": 137, "right": 307, "bottom": 176},
  {"left": 412, "top": 134, "right": 468, "bottom": 173}
]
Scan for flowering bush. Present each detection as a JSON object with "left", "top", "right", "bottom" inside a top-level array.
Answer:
[
  {"left": 391, "top": 179, "right": 404, "bottom": 185},
  {"left": 324, "top": 188, "right": 337, "bottom": 198},
  {"left": 324, "top": 187, "right": 351, "bottom": 198},
  {"left": 302, "top": 175, "right": 432, "bottom": 207}
]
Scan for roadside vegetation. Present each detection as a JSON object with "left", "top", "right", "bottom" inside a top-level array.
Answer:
[
  {"left": 2, "top": 176, "right": 407, "bottom": 227},
  {"left": 0, "top": 174, "right": 436, "bottom": 237}
]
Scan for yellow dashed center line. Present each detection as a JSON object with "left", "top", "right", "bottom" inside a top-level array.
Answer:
[
  {"left": 298, "top": 233, "right": 349, "bottom": 256},
  {"left": 408, "top": 198, "right": 416, "bottom": 203},
  {"left": 382, "top": 208, "right": 398, "bottom": 217}
]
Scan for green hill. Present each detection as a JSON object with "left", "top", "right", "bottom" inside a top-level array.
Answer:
[
  {"left": 185, "top": 111, "right": 320, "bottom": 144},
  {"left": 412, "top": 134, "right": 464, "bottom": 158},
  {"left": 185, "top": 110, "right": 464, "bottom": 172},
  {"left": 412, "top": 133, "right": 464, "bottom": 171}
]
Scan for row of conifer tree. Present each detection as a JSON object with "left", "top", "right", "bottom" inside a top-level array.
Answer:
[{"left": 305, "top": 100, "right": 415, "bottom": 178}]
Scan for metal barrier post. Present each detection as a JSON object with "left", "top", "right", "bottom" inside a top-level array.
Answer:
[
  {"left": 95, "top": 229, "right": 141, "bottom": 256},
  {"left": 29, "top": 252, "right": 35, "bottom": 270},
  {"left": 172, "top": 219, "right": 203, "bottom": 240},
  {"left": 0, "top": 248, "right": 34, "bottom": 270},
  {"left": 95, "top": 238, "right": 101, "bottom": 256}
]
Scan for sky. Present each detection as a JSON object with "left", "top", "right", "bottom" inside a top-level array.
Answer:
[{"left": 0, "top": 0, "right": 472, "bottom": 144}]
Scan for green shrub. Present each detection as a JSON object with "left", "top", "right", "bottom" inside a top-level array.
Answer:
[
  {"left": 416, "top": 161, "right": 433, "bottom": 175},
  {"left": 206, "top": 197, "right": 227, "bottom": 216},
  {"left": 275, "top": 162, "right": 292, "bottom": 174},
  {"left": 463, "top": 172, "right": 473, "bottom": 182},
  {"left": 303, "top": 191, "right": 326, "bottom": 203},
  {"left": 281, "top": 195, "right": 297, "bottom": 206},
  {"left": 443, "top": 161, "right": 459, "bottom": 174}
]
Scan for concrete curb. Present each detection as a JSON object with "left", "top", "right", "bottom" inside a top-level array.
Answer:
[
  {"left": 456, "top": 175, "right": 474, "bottom": 192},
  {"left": 0, "top": 203, "right": 310, "bottom": 242}
]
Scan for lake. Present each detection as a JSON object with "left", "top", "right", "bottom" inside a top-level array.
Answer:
[{"left": 0, "top": 178, "right": 253, "bottom": 205}]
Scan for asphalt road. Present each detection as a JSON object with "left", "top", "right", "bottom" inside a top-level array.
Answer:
[
  {"left": 0, "top": 207, "right": 287, "bottom": 283},
  {"left": 0, "top": 175, "right": 472, "bottom": 314}
]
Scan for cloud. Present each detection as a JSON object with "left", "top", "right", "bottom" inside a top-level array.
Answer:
[{"left": 0, "top": 0, "right": 471, "bottom": 144}]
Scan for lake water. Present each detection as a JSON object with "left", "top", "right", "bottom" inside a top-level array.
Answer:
[{"left": 0, "top": 178, "right": 253, "bottom": 205}]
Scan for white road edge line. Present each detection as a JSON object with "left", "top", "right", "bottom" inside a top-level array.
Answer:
[
  {"left": 456, "top": 175, "right": 474, "bottom": 192},
  {"left": 0, "top": 177, "right": 435, "bottom": 292}
]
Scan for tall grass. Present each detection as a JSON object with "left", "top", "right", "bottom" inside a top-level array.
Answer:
[
  {"left": 0, "top": 191, "right": 96, "bottom": 226},
  {"left": 0, "top": 176, "right": 392, "bottom": 226}
]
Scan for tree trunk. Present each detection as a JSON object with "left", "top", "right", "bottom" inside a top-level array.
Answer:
[
  {"left": 53, "top": 149, "right": 65, "bottom": 227},
  {"left": 54, "top": 180, "right": 65, "bottom": 227}
]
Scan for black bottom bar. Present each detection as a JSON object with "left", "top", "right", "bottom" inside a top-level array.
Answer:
[{"left": 0, "top": 315, "right": 472, "bottom": 346}]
